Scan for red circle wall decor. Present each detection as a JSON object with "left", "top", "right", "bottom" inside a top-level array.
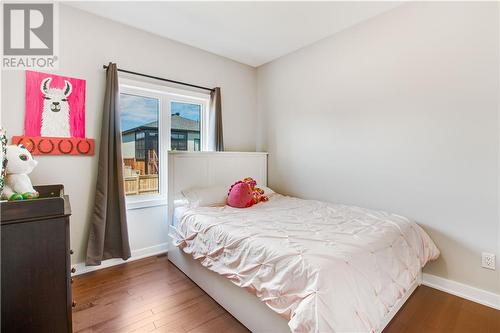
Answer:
[
  {"left": 76, "top": 140, "right": 92, "bottom": 155},
  {"left": 58, "top": 139, "right": 74, "bottom": 154},
  {"left": 37, "top": 139, "right": 55, "bottom": 154},
  {"left": 11, "top": 136, "right": 94, "bottom": 155}
]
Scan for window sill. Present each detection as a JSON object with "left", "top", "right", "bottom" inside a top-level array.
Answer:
[{"left": 126, "top": 197, "right": 167, "bottom": 210}]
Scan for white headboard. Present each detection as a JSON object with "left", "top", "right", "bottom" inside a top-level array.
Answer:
[{"left": 168, "top": 151, "right": 268, "bottom": 225}]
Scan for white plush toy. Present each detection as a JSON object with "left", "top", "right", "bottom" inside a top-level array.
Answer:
[{"left": 1, "top": 145, "right": 39, "bottom": 201}]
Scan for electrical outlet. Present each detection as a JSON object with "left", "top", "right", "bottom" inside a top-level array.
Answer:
[{"left": 481, "top": 252, "right": 496, "bottom": 270}]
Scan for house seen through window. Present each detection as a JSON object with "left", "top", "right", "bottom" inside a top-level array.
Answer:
[
  {"left": 119, "top": 81, "right": 207, "bottom": 203},
  {"left": 170, "top": 102, "right": 201, "bottom": 151}
]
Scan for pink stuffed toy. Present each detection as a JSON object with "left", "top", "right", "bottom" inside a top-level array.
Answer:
[
  {"left": 227, "top": 181, "right": 254, "bottom": 208},
  {"left": 227, "top": 177, "right": 269, "bottom": 208}
]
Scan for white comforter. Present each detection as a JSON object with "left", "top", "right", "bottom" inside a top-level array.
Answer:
[{"left": 173, "top": 194, "right": 439, "bottom": 333}]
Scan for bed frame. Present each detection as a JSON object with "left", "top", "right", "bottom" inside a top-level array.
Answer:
[{"left": 167, "top": 151, "right": 421, "bottom": 333}]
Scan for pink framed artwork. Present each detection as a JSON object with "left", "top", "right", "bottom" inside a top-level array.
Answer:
[{"left": 12, "top": 70, "right": 94, "bottom": 155}]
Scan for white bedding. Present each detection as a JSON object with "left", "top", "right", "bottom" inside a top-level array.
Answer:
[
  {"left": 173, "top": 205, "right": 189, "bottom": 228},
  {"left": 173, "top": 194, "right": 439, "bottom": 333}
]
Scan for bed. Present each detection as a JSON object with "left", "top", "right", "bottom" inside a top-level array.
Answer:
[{"left": 167, "top": 152, "right": 439, "bottom": 333}]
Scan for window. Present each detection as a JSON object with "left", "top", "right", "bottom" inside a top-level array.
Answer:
[
  {"left": 171, "top": 102, "right": 201, "bottom": 152},
  {"left": 120, "top": 93, "right": 159, "bottom": 197},
  {"left": 119, "top": 78, "right": 209, "bottom": 209}
]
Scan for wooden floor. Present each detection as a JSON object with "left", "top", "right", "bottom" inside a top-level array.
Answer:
[{"left": 73, "top": 255, "right": 500, "bottom": 333}]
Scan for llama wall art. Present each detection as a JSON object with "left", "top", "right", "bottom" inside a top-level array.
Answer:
[
  {"left": 40, "top": 77, "right": 72, "bottom": 137},
  {"left": 12, "top": 71, "right": 94, "bottom": 155}
]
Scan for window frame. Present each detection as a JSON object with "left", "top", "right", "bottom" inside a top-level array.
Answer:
[{"left": 119, "top": 77, "right": 210, "bottom": 210}]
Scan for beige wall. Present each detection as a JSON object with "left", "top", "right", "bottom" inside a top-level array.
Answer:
[
  {"left": 257, "top": 2, "right": 500, "bottom": 293},
  {"left": 1, "top": 5, "right": 257, "bottom": 264}
]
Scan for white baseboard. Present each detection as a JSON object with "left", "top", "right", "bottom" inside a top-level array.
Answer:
[
  {"left": 73, "top": 243, "right": 168, "bottom": 276},
  {"left": 422, "top": 273, "right": 500, "bottom": 310}
]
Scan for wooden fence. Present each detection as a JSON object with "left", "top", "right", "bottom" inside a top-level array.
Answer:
[
  {"left": 124, "top": 158, "right": 145, "bottom": 176},
  {"left": 124, "top": 174, "right": 159, "bottom": 195}
]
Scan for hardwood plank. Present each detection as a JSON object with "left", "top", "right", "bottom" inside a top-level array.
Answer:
[
  {"left": 187, "top": 313, "right": 250, "bottom": 333},
  {"left": 73, "top": 280, "right": 200, "bottom": 332},
  {"left": 73, "top": 255, "right": 500, "bottom": 333},
  {"left": 152, "top": 295, "right": 226, "bottom": 331},
  {"left": 384, "top": 286, "right": 500, "bottom": 333},
  {"left": 101, "top": 294, "right": 209, "bottom": 333}
]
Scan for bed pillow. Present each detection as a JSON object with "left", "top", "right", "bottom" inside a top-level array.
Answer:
[
  {"left": 260, "top": 186, "right": 275, "bottom": 195},
  {"left": 259, "top": 185, "right": 276, "bottom": 195},
  {"left": 227, "top": 182, "right": 254, "bottom": 208},
  {"left": 182, "top": 185, "right": 228, "bottom": 207}
]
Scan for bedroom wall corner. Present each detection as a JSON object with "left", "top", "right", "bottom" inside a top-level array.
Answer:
[{"left": 256, "top": 1, "right": 500, "bottom": 296}]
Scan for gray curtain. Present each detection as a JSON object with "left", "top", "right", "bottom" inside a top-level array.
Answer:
[
  {"left": 209, "top": 87, "right": 224, "bottom": 151},
  {"left": 86, "top": 63, "right": 131, "bottom": 266}
]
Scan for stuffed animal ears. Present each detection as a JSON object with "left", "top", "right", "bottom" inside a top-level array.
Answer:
[{"left": 243, "top": 177, "right": 257, "bottom": 188}]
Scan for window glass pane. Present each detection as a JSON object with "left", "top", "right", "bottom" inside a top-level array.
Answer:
[
  {"left": 120, "top": 93, "right": 159, "bottom": 196},
  {"left": 171, "top": 101, "right": 201, "bottom": 151}
]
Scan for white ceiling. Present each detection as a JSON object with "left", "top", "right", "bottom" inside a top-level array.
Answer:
[{"left": 68, "top": 1, "right": 401, "bottom": 67}]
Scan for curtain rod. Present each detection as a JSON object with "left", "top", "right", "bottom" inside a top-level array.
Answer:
[{"left": 102, "top": 65, "right": 215, "bottom": 92}]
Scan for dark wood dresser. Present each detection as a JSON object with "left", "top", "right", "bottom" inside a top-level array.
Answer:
[{"left": 1, "top": 185, "right": 73, "bottom": 333}]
